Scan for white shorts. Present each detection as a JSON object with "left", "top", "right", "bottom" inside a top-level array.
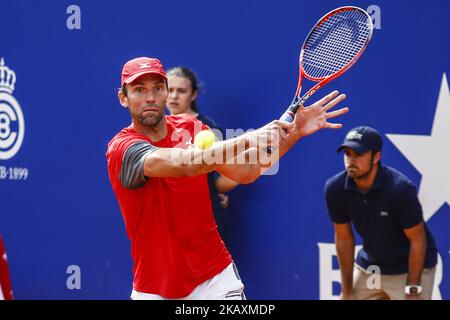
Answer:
[{"left": 131, "top": 262, "right": 245, "bottom": 300}]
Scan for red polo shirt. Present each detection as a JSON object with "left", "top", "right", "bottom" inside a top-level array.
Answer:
[{"left": 106, "top": 115, "right": 232, "bottom": 298}]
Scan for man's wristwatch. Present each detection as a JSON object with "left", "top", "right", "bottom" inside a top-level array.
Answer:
[{"left": 405, "top": 285, "right": 422, "bottom": 295}]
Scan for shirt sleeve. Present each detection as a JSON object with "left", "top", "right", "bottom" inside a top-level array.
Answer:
[
  {"left": 119, "top": 141, "right": 159, "bottom": 190},
  {"left": 393, "top": 183, "right": 424, "bottom": 229},
  {"left": 324, "top": 181, "right": 350, "bottom": 224}
]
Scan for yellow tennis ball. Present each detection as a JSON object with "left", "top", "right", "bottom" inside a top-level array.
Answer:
[{"left": 194, "top": 130, "right": 216, "bottom": 150}]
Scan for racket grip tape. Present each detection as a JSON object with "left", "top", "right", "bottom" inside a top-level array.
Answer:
[
  {"left": 279, "top": 111, "right": 295, "bottom": 123},
  {"left": 265, "top": 109, "right": 296, "bottom": 154}
]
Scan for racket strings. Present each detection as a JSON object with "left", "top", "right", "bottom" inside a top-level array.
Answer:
[
  {"left": 304, "top": 13, "right": 370, "bottom": 78},
  {"left": 302, "top": 9, "right": 371, "bottom": 79},
  {"left": 309, "top": 15, "right": 370, "bottom": 71},
  {"left": 305, "top": 20, "right": 369, "bottom": 77},
  {"left": 308, "top": 10, "right": 371, "bottom": 62},
  {"left": 305, "top": 28, "right": 364, "bottom": 78}
]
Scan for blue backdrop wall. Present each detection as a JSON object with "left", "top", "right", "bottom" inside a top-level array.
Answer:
[{"left": 1, "top": 0, "right": 449, "bottom": 299}]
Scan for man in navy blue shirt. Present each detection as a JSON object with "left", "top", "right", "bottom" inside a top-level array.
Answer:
[{"left": 324, "top": 126, "right": 438, "bottom": 300}]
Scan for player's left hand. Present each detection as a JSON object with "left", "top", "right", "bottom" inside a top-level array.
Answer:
[{"left": 291, "top": 90, "right": 349, "bottom": 138}]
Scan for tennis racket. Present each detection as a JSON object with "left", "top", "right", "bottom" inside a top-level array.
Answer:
[{"left": 281, "top": 6, "right": 373, "bottom": 122}]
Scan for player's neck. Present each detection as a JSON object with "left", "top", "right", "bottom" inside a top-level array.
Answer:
[
  {"left": 354, "top": 164, "right": 378, "bottom": 193},
  {"left": 172, "top": 108, "right": 198, "bottom": 117},
  {"left": 183, "top": 108, "right": 198, "bottom": 117},
  {"left": 132, "top": 116, "right": 168, "bottom": 142}
]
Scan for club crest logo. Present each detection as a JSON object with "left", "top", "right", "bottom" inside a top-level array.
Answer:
[{"left": 0, "top": 58, "right": 25, "bottom": 160}]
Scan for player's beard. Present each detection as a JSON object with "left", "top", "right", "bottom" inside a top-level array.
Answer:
[
  {"left": 137, "top": 112, "right": 164, "bottom": 127},
  {"left": 133, "top": 103, "right": 164, "bottom": 128},
  {"left": 346, "top": 160, "right": 374, "bottom": 180}
]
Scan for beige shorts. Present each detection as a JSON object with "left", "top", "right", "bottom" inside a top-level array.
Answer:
[{"left": 353, "top": 264, "right": 436, "bottom": 300}]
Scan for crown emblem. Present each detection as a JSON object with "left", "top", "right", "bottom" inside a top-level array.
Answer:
[{"left": 0, "top": 58, "right": 16, "bottom": 94}]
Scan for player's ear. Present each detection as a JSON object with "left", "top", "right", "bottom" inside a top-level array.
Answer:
[
  {"left": 118, "top": 89, "right": 129, "bottom": 108},
  {"left": 191, "top": 89, "right": 198, "bottom": 103},
  {"left": 373, "top": 151, "right": 381, "bottom": 164}
]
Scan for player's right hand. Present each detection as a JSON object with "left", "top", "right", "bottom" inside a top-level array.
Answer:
[{"left": 248, "top": 120, "right": 292, "bottom": 149}]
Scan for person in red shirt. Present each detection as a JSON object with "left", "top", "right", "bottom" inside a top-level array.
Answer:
[
  {"left": 0, "top": 236, "right": 13, "bottom": 300},
  {"left": 106, "top": 56, "right": 348, "bottom": 300}
]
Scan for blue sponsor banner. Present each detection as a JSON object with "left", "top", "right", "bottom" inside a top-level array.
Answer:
[{"left": 0, "top": 0, "right": 448, "bottom": 299}]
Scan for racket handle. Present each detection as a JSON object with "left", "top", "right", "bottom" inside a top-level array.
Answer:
[
  {"left": 265, "top": 105, "right": 298, "bottom": 154},
  {"left": 265, "top": 94, "right": 309, "bottom": 153},
  {"left": 280, "top": 99, "right": 303, "bottom": 123},
  {"left": 279, "top": 111, "right": 295, "bottom": 123}
]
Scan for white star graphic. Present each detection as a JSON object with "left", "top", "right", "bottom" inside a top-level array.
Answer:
[{"left": 386, "top": 73, "right": 450, "bottom": 222}]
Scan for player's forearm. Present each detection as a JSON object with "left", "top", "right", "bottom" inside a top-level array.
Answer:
[
  {"left": 216, "top": 148, "right": 263, "bottom": 184},
  {"left": 215, "top": 175, "right": 240, "bottom": 193},
  {"left": 145, "top": 125, "right": 298, "bottom": 179},
  {"left": 273, "top": 130, "right": 300, "bottom": 159},
  {"left": 145, "top": 133, "right": 258, "bottom": 178},
  {"left": 189, "top": 134, "right": 261, "bottom": 176},
  {"left": 335, "top": 236, "right": 355, "bottom": 294},
  {"left": 407, "top": 235, "right": 426, "bottom": 285},
  {"left": 217, "top": 164, "right": 260, "bottom": 184},
  {"left": 217, "top": 131, "right": 300, "bottom": 182},
  {"left": 257, "top": 130, "right": 300, "bottom": 175}
]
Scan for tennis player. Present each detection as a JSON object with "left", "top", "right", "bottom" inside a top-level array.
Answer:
[{"left": 106, "top": 56, "right": 348, "bottom": 300}]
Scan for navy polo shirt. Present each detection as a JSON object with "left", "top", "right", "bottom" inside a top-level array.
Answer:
[{"left": 325, "top": 165, "right": 438, "bottom": 274}]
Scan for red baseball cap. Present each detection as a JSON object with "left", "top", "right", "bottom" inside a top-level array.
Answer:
[{"left": 121, "top": 57, "right": 167, "bottom": 87}]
